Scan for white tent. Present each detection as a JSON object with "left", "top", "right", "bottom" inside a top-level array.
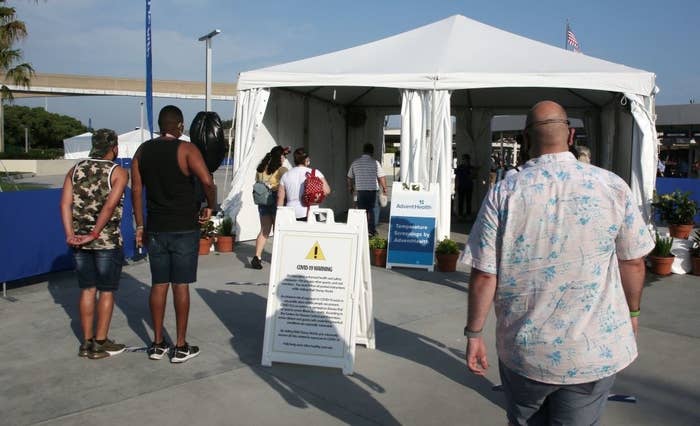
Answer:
[
  {"left": 222, "top": 15, "right": 658, "bottom": 241},
  {"left": 63, "top": 132, "right": 93, "bottom": 159},
  {"left": 117, "top": 128, "right": 190, "bottom": 158}
]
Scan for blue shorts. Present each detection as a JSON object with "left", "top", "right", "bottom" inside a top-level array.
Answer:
[
  {"left": 258, "top": 204, "right": 277, "bottom": 217},
  {"left": 73, "top": 248, "right": 123, "bottom": 292},
  {"left": 147, "top": 230, "right": 199, "bottom": 284},
  {"left": 499, "top": 361, "right": 615, "bottom": 426}
]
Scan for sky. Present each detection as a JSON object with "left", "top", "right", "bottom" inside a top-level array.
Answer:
[{"left": 9, "top": 0, "right": 700, "bottom": 134}]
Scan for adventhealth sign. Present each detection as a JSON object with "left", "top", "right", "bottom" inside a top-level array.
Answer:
[{"left": 387, "top": 182, "right": 438, "bottom": 271}]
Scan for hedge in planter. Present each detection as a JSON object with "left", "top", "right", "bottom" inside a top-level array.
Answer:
[
  {"left": 653, "top": 190, "right": 697, "bottom": 239},
  {"left": 435, "top": 237, "right": 459, "bottom": 272}
]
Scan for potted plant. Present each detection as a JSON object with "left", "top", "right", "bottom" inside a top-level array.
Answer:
[
  {"left": 215, "top": 216, "right": 235, "bottom": 253},
  {"left": 368, "top": 235, "right": 387, "bottom": 267},
  {"left": 653, "top": 190, "right": 697, "bottom": 239},
  {"left": 648, "top": 232, "right": 674, "bottom": 275},
  {"left": 199, "top": 219, "right": 215, "bottom": 255},
  {"left": 691, "top": 230, "right": 700, "bottom": 276},
  {"left": 435, "top": 237, "right": 460, "bottom": 272}
]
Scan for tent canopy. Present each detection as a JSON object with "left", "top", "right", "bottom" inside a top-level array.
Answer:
[
  {"left": 225, "top": 14, "right": 658, "bottom": 241},
  {"left": 239, "top": 15, "right": 655, "bottom": 97}
]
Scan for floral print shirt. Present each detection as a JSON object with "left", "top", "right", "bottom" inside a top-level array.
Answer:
[{"left": 467, "top": 152, "right": 654, "bottom": 384}]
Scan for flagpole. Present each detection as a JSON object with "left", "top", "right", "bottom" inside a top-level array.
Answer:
[{"left": 564, "top": 19, "right": 568, "bottom": 50}]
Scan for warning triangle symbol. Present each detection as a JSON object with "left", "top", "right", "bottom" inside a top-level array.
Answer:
[{"left": 305, "top": 241, "right": 326, "bottom": 260}]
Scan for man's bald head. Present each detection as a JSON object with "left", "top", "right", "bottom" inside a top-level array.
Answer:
[
  {"left": 158, "top": 105, "right": 184, "bottom": 136},
  {"left": 524, "top": 101, "right": 572, "bottom": 156}
]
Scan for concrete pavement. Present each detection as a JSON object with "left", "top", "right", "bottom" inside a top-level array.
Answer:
[{"left": 1, "top": 223, "right": 699, "bottom": 425}]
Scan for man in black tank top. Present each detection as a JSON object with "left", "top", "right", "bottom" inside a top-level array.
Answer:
[{"left": 132, "top": 105, "right": 215, "bottom": 363}]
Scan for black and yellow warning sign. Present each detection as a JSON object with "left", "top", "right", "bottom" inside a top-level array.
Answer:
[{"left": 305, "top": 241, "right": 326, "bottom": 260}]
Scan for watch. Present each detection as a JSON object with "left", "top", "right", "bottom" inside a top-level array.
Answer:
[{"left": 464, "top": 326, "right": 483, "bottom": 338}]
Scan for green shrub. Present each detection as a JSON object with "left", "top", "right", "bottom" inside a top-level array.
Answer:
[
  {"left": 217, "top": 216, "right": 234, "bottom": 236},
  {"left": 653, "top": 190, "right": 697, "bottom": 225},
  {"left": 0, "top": 148, "right": 64, "bottom": 159},
  {"left": 435, "top": 237, "right": 459, "bottom": 255},
  {"left": 653, "top": 232, "right": 674, "bottom": 257},
  {"left": 200, "top": 220, "right": 215, "bottom": 239},
  {"left": 368, "top": 235, "right": 387, "bottom": 250}
]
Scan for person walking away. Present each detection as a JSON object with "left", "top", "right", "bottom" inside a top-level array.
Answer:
[
  {"left": 464, "top": 101, "right": 654, "bottom": 425},
  {"left": 131, "top": 105, "right": 216, "bottom": 363},
  {"left": 278, "top": 148, "right": 331, "bottom": 221},
  {"left": 60, "top": 129, "right": 129, "bottom": 359},
  {"left": 454, "top": 154, "right": 474, "bottom": 217},
  {"left": 347, "top": 143, "right": 387, "bottom": 236},
  {"left": 251, "top": 145, "right": 288, "bottom": 269}
]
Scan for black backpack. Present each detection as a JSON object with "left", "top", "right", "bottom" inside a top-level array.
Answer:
[{"left": 189, "top": 111, "right": 226, "bottom": 173}]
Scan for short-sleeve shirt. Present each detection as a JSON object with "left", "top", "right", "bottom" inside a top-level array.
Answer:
[
  {"left": 256, "top": 166, "right": 287, "bottom": 191},
  {"left": 347, "top": 155, "right": 385, "bottom": 191},
  {"left": 280, "top": 166, "right": 325, "bottom": 219},
  {"left": 467, "top": 152, "right": 654, "bottom": 385}
]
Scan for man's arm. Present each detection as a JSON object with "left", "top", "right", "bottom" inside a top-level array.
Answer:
[
  {"left": 59, "top": 168, "right": 76, "bottom": 245},
  {"left": 465, "top": 267, "right": 497, "bottom": 376},
  {"left": 184, "top": 144, "right": 216, "bottom": 220},
  {"left": 131, "top": 149, "right": 145, "bottom": 247},
  {"left": 619, "top": 257, "right": 646, "bottom": 334},
  {"left": 346, "top": 176, "right": 354, "bottom": 194},
  {"left": 378, "top": 176, "right": 387, "bottom": 194}
]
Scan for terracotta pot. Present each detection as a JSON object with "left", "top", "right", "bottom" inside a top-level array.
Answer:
[
  {"left": 370, "top": 248, "right": 387, "bottom": 267},
  {"left": 436, "top": 253, "right": 459, "bottom": 272},
  {"left": 648, "top": 255, "right": 674, "bottom": 275},
  {"left": 669, "top": 224, "right": 694, "bottom": 239},
  {"left": 692, "top": 256, "right": 700, "bottom": 276},
  {"left": 215, "top": 235, "right": 234, "bottom": 253},
  {"left": 199, "top": 237, "right": 212, "bottom": 255}
]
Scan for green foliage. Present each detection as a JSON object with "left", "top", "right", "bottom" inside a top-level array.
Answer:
[
  {"left": 200, "top": 220, "right": 214, "bottom": 239},
  {"left": 368, "top": 234, "right": 387, "bottom": 249},
  {"left": 653, "top": 232, "right": 674, "bottom": 257},
  {"left": 653, "top": 190, "right": 697, "bottom": 225},
  {"left": 3, "top": 105, "right": 87, "bottom": 150},
  {"left": 692, "top": 230, "right": 700, "bottom": 257},
  {"left": 0, "top": 2, "right": 34, "bottom": 99},
  {"left": 435, "top": 237, "right": 459, "bottom": 255},
  {"left": 217, "top": 216, "right": 234, "bottom": 236},
  {"left": 0, "top": 147, "right": 64, "bottom": 159}
]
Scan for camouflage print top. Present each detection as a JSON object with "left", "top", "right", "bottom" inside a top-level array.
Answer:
[{"left": 71, "top": 159, "right": 123, "bottom": 249}]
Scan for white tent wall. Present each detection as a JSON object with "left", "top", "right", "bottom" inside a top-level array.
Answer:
[
  {"left": 307, "top": 95, "right": 349, "bottom": 215},
  {"left": 627, "top": 94, "right": 658, "bottom": 222},
  {"left": 63, "top": 132, "right": 92, "bottom": 159},
  {"left": 222, "top": 88, "right": 270, "bottom": 241}
]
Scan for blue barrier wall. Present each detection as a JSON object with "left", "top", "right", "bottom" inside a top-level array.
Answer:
[
  {"left": 0, "top": 188, "right": 136, "bottom": 283},
  {"left": 655, "top": 177, "right": 700, "bottom": 223}
]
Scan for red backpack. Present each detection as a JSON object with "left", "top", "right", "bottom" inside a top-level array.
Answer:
[{"left": 302, "top": 169, "right": 326, "bottom": 207}]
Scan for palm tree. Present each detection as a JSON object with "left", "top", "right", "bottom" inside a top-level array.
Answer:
[{"left": 0, "top": 1, "right": 33, "bottom": 100}]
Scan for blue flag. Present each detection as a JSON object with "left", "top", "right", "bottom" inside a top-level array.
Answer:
[{"left": 145, "top": 0, "right": 153, "bottom": 138}]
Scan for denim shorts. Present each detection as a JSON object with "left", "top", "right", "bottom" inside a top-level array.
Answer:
[
  {"left": 73, "top": 248, "right": 123, "bottom": 292},
  {"left": 499, "top": 361, "right": 615, "bottom": 426},
  {"left": 258, "top": 203, "right": 277, "bottom": 217},
  {"left": 147, "top": 230, "right": 199, "bottom": 284}
]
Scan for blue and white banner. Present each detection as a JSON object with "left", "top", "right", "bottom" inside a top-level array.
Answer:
[
  {"left": 145, "top": 0, "right": 153, "bottom": 138},
  {"left": 386, "top": 182, "right": 438, "bottom": 271}
]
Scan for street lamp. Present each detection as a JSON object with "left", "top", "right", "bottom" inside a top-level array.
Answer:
[{"left": 198, "top": 29, "right": 221, "bottom": 112}]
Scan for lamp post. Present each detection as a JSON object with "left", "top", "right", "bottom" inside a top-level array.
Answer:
[{"left": 198, "top": 29, "right": 221, "bottom": 112}]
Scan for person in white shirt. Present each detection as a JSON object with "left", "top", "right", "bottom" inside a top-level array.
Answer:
[
  {"left": 465, "top": 101, "right": 653, "bottom": 425},
  {"left": 277, "top": 148, "right": 331, "bottom": 220}
]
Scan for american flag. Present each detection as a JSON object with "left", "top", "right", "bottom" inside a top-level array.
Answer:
[{"left": 566, "top": 24, "right": 581, "bottom": 52}]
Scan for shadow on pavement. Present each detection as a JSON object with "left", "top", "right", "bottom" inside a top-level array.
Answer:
[{"left": 197, "top": 287, "right": 402, "bottom": 425}]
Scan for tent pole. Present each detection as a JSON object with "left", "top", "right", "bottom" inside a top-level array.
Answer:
[{"left": 2, "top": 282, "right": 6, "bottom": 298}]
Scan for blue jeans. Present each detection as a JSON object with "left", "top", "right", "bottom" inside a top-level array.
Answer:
[
  {"left": 73, "top": 248, "right": 123, "bottom": 291},
  {"left": 147, "top": 230, "right": 199, "bottom": 284},
  {"left": 357, "top": 190, "right": 377, "bottom": 235}
]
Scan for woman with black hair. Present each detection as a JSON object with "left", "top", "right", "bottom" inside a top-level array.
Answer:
[{"left": 251, "top": 146, "right": 288, "bottom": 269}]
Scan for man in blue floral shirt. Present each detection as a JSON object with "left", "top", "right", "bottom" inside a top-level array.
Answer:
[{"left": 464, "top": 101, "right": 654, "bottom": 425}]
